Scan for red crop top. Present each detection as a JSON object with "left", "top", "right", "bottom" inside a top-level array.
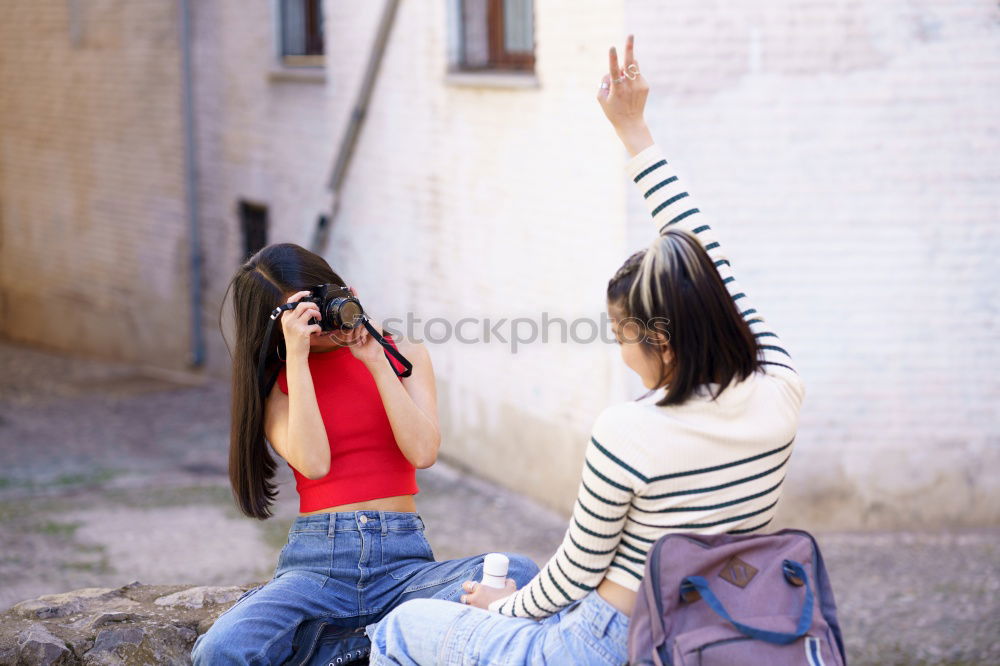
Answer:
[{"left": 276, "top": 336, "right": 419, "bottom": 513}]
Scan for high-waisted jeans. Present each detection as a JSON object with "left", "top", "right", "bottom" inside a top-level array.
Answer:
[
  {"left": 190, "top": 510, "right": 540, "bottom": 665},
  {"left": 366, "top": 587, "right": 630, "bottom": 665}
]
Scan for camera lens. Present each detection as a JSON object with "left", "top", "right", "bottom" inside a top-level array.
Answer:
[
  {"left": 339, "top": 300, "right": 363, "bottom": 329},
  {"left": 327, "top": 297, "right": 363, "bottom": 330}
]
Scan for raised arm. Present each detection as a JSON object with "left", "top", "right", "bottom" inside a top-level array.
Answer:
[{"left": 599, "top": 36, "right": 803, "bottom": 394}]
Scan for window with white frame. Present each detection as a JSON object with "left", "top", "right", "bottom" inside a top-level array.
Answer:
[
  {"left": 278, "top": 0, "right": 324, "bottom": 67},
  {"left": 453, "top": 0, "right": 535, "bottom": 72}
]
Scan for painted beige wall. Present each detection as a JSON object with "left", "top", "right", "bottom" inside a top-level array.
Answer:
[
  {"left": 0, "top": 0, "right": 334, "bottom": 374},
  {"left": 0, "top": 1, "right": 191, "bottom": 367}
]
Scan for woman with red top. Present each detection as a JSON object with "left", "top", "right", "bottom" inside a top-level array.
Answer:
[{"left": 191, "top": 243, "right": 539, "bottom": 665}]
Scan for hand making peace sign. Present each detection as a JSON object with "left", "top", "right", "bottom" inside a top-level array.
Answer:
[{"left": 596, "top": 34, "right": 655, "bottom": 157}]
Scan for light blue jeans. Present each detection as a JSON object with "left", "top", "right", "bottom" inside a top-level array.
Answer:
[
  {"left": 190, "top": 510, "right": 540, "bottom": 665},
  {"left": 366, "top": 588, "right": 630, "bottom": 665}
]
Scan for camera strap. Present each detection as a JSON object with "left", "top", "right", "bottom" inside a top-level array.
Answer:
[
  {"left": 255, "top": 304, "right": 413, "bottom": 401},
  {"left": 361, "top": 315, "right": 413, "bottom": 378},
  {"left": 255, "top": 306, "right": 288, "bottom": 401}
]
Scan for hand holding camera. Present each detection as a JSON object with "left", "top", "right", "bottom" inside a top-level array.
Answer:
[
  {"left": 342, "top": 308, "right": 391, "bottom": 368},
  {"left": 278, "top": 290, "right": 325, "bottom": 359}
]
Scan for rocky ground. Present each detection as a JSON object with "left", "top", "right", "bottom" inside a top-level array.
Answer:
[{"left": 0, "top": 339, "right": 997, "bottom": 664}]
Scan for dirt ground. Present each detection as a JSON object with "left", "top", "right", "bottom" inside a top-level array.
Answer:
[{"left": 0, "top": 339, "right": 997, "bottom": 665}]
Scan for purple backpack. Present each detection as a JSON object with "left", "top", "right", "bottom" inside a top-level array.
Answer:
[{"left": 628, "top": 529, "right": 846, "bottom": 666}]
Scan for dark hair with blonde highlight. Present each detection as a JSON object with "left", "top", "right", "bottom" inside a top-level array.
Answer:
[
  {"left": 606, "top": 229, "right": 762, "bottom": 406},
  {"left": 218, "top": 243, "right": 348, "bottom": 519}
]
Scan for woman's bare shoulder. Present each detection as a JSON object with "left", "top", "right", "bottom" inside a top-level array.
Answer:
[{"left": 389, "top": 334, "right": 430, "bottom": 360}]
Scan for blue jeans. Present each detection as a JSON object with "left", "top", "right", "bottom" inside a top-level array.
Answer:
[
  {"left": 190, "top": 510, "right": 540, "bottom": 665},
  {"left": 366, "top": 588, "right": 630, "bottom": 665}
]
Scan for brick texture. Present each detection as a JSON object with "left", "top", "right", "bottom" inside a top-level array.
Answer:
[
  {"left": 0, "top": 1, "right": 189, "bottom": 366},
  {"left": 625, "top": 0, "right": 1000, "bottom": 528}
]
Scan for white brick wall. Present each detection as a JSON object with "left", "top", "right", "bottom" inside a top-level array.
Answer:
[
  {"left": 187, "top": 0, "right": 335, "bottom": 368},
  {"left": 321, "top": 0, "right": 633, "bottom": 509},
  {"left": 624, "top": 0, "right": 1000, "bottom": 528},
  {"left": 323, "top": 0, "right": 1000, "bottom": 527}
]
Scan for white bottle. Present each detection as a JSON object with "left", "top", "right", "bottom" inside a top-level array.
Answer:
[{"left": 480, "top": 553, "right": 510, "bottom": 589}]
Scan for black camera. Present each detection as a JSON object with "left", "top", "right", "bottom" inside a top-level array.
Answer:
[
  {"left": 301, "top": 284, "right": 365, "bottom": 332},
  {"left": 259, "top": 282, "right": 413, "bottom": 389}
]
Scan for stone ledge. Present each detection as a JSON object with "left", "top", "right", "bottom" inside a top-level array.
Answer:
[{"left": 0, "top": 580, "right": 263, "bottom": 665}]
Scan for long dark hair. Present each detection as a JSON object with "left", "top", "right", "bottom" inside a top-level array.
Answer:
[
  {"left": 607, "top": 229, "right": 761, "bottom": 407},
  {"left": 219, "top": 243, "right": 348, "bottom": 519}
]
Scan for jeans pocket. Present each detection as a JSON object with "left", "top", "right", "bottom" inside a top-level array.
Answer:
[
  {"left": 275, "top": 530, "right": 326, "bottom": 577},
  {"left": 384, "top": 530, "right": 434, "bottom": 578},
  {"left": 564, "top": 623, "right": 623, "bottom": 666}
]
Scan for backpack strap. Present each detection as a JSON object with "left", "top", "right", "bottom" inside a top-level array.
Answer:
[
  {"left": 796, "top": 530, "right": 847, "bottom": 660},
  {"left": 679, "top": 559, "right": 814, "bottom": 645},
  {"left": 644, "top": 538, "right": 670, "bottom": 664}
]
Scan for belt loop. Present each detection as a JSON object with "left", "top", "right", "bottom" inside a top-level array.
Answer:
[
  {"left": 327, "top": 513, "right": 336, "bottom": 539},
  {"left": 591, "top": 592, "right": 616, "bottom": 638},
  {"left": 379, "top": 510, "right": 388, "bottom": 536}
]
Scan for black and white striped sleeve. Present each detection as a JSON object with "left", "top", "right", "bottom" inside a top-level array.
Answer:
[
  {"left": 627, "top": 144, "right": 804, "bottom": 396},
  {"left": 489, "top": 423, "right": 642, "bottom": 619}
]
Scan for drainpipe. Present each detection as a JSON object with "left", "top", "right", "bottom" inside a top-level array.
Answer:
[
  {"left": 315, "top": 0, "right": 401, "bottom": 253},
  {"left": 179, "top": 0, "right": 205, "bottom": 367}
]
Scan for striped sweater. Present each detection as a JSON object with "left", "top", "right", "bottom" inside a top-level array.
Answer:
[{"left": 490, "top": 143, "right": 806, "bottom": 619}]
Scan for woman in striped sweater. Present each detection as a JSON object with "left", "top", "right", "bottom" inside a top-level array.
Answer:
[{"left": 366, "top": 35, "right": 805, "bottom": 665}]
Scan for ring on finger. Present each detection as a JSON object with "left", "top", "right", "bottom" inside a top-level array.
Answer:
[
  {"left": 625, "top": 64, "right": 639, "bottom": 79},
  {"left": 613, "top": 75, "right": 626, "bottom": 84}
]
